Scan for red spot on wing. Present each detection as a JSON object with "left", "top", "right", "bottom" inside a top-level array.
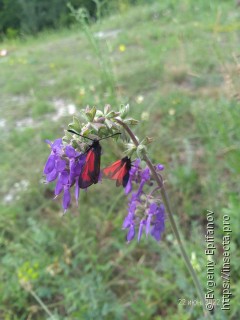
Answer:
[
  {"left": 78, "top": 161, "right": 92, "bottom": 188},
  {"left": 103, "top": 159, "right": 123, "bottom": 177},
  {"left": 81, "top": 166, "right": 91, "bottom": 182},
  {"left": 103, "top": 157, "right": 131, "bottom": 187},
  {"left": 86, "top": 149, "right": 95, "bottom": 172},
  {"left": 79, "top": 142, "right": 101, "bottom": 189},
  {"left": 113, "top": 163, "right": 128, "bottom": 186}
]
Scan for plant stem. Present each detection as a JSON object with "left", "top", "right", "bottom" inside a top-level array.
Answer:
[
  {"left": 116, "top": 118, "right": 210, "bottom": 318},
  {"left": 29, "top": 289, "right": 56, "bottom": 320}
]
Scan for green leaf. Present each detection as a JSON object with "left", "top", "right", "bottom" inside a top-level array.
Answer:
[
  {"left": 96, "top": 109, "right": 104, "bottom": 117},
  {"left": 90, "top": 122, "right": 105, "bottom": 132},
  {"left": 78, "top": 109, "right": 88, "bottom": 121},
  {"left": 68, "top": 116, "right": 82, "bottom": 132},
  {"left": 124, "top": 143, "right": 137, "bottom": 157},
  {"left": 120, "top": 130, "right": 129, "bottom": 142},
  {"left": 85, "top": 106, "right": 97, "bottom": 122},
  {"left": 105, "top": 119, "right": 113, "bottom": 129},
  {"left": 73, "top": 116, "right": 81, "bottom": 130},
  {"left": 136, "top": 144, "right": 147, "bottom": 159},
  {"left": 125, "top": 146, "right": 137, "bottom": 157},
  {"left": 119, "top": 104, "right": 129, "bottom": 118},
  {"left": 106, "top": 111, "right": 120, "bottom": 119},
  {"left": 123, "top": 118, "right": 139, "bottom": 125},
  {"left": 98, "top": 126, "right": 110, "bottom": 136},
  {"left": 72, "top": 140, "right": 81, "bottom": 150},
  {"left": 63, "top": 129, "right": 74, "bottom": 143},
  {"left": 81, "top": 124, "right": 91, "bottom": 136},
  {"left": 64, "top": 129, "right": 74, "bottom": 139},
  {"left": 104, "top": 104, "right": 111, "bottom": 114}
]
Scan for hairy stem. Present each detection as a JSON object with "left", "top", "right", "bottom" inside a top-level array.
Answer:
[{"left": 116, "top": 118, "right": 210, "bottom": 318}]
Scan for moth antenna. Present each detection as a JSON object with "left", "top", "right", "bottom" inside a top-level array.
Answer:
[
  {"left": 67, "top": 129, "right": 95, "bottom": 141},
  {"left": 99, "top": 132, "right": 121, "bottom": 141}
]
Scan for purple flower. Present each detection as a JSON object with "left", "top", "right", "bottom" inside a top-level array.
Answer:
[
  {"left": 58, "top": 170, "right": 69, "bottom": 185},
  {"left": 136, "top": 167, "right": 150, "bottom": 199},
  {"left": 65, "top": 145, "right": 81, "bottom": 183},
  {"left": 141, "top": 167, "right": 150, "bottom": 181},
  {"left": 75, "top": 182, "right": 80, "bottom": 206},
  {"left": 124, "top": 180, "right": 132, "bottom": 194},
  {"left": 156, "top": 164, "right": 164, "bottom": 171},
  {"left": 146, "top": 214, "right": 152, "bottom": 236},
  {"left": 129, "top": 192, "right": 139, "bottom": 204},
  {"left": 70, "top": 155, "right": 86, "bottom": 204},
  {"left": 44, "top": 138, "right": 65, "bottom": 183},
  {"left": 63, "top": 187, "right": 71, "bottom": 213},
  {"left": 151, "top": 204, "right": 165, "bottom": 241},
  {"left": 125, "top": 159, "right": 141, "bottom": 194},
  {"left": 122, "top": 197, "right": 138, "bottom": 242},
  {"left": 65, "top": 145, "right": 80, "bottom": 159},
  {"left": 69, "top": 154, "right": 86, "bottom": 186},
  {"left": 138, "top": 219, "right": 146, "bottom": 242},
  {"left": 131, "top": 159, "right": 141, "bottom": 175},
  {"left": 55, "top": 170, "right": 70, "bottom": 197},
  {"left": 55, "top": 178, "right": 64, "bottom": 196},
  {"left": 46, "top": 168, "right": 58, "bottom": 182},
  {"left": 135, "top": 181, "right": 145, "bottom": 198},
  {"left": 123, "top": 202, "right": 165, "bottom": 243},
  {"left": 45, "top": 159, "right": 66, "bottom": 183},
  {"left": 56, "top": 159, "right": 66, "bottom": 172},
  {"left": 122, "top": 201, "right": 136, "bottom": 229},
  {"left": 122, "top": 214, "right": 132, "bottom": 229},
  {"left": 146, "top": 203, "right": 158, "bottom": 236},
  {"left": 43, "top": 139, "right": 87, "bottom": 213},
  {"left": 127, "top": 224, "right": 135, "bottom": 242},
  {"left": 44, "top": 155, "right": 55, "bottom": 174},
  {"left": 122, "top": 155, "right": 165, "bottom": 243},
  {"left": 43, "top": 138, "right": 62, "bottom": 170}
]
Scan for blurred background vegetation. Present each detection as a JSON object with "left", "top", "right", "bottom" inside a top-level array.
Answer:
[
  {"left": 0, "top": 0, "right": 147, "bottom": 39},
  {"left": 0, "top": 0, "right": 239, "bottom": 319}
]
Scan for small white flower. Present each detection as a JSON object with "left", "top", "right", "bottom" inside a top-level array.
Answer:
[
  {"left": 168, "top": 108, "right": 176, "bottom": 116},
  {"left": 136, "top": 95, "right": 144, "bottom": 104}
]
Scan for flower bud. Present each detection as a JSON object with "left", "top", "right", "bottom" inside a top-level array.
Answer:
[
  {"left": 119, "top": 104, "right": 129, "bottom": 119},
  {"left": 85, "top": 106, "right": 96, "bottom": 122},
  {"left": 141, "top": 136, "right": 154, "bottom": 145}
]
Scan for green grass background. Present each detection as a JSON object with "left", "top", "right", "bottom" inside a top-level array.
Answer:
[{"left": 0, "top": 1, "right": 239, "bottom": 319}]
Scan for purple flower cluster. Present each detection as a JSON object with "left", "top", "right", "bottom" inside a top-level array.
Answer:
[
  {"left": 43, "top": 138, "right": 86, "bottom": 213},
  {"left": 122, "top": 159, "right": 165, "bottom": 243},
  {"left": 43, "top": 140, "right": 165, "bottom": 243}
]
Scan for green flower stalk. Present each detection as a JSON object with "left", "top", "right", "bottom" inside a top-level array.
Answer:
[{"left": 115, "top": 117, "right": 210, "bottom": 318}]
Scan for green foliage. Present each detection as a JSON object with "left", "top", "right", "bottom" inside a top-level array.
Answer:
[
  {"left": 0, "top": 0, "right": 158, "bottom": 38},
  {"left": 0, "top": 0, "right": 22, "bottom": 36},
  {"left": 6, "top": 27, "right": 18, "bottom": 39},
  {"left": 0, "top": 0, "right": 99, "bottom": 37}
]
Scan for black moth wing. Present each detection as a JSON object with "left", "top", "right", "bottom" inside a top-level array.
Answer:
[{"left": 121, "top": 157, "right": 132, "bottom": 187}]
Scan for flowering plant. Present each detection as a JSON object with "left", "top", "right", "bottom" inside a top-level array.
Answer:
[{"left": 43, "top": 105, "right": 209, "bottom": 317}]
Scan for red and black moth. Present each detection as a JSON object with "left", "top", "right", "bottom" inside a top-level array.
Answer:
[
  {"left": 68, "top": 129, "right": 120, "bottom": 189},
  {"left": 103, "top": 156, "right": 132, "bottom": 187}
]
